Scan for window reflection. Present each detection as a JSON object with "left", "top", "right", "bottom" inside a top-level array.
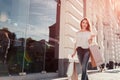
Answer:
[{"left": 0, "top": 0, "right": 57, "bottom": 76}]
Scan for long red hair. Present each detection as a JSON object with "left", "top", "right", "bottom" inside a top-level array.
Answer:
[{"left": 80, "top": 18, "right": 91, "bottom": 31}]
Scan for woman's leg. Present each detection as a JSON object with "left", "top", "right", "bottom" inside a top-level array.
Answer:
[
  {"left": 81, "top": 50, "right": 90, "bottom": 80},
  {"left": 77, "top": 47, "right": 84, "bottom": 64}
]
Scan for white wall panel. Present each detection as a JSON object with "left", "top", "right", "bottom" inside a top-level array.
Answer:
[
  {"left": 69, "top": 0, "right": 83, "bottom": 13},
  {"left": 66, "top": 1, "right": 83, "bottom": 20},
  {"left": 65, "top": 12, "right": 80, "bottom": 29},
  {"left": 59, "top": 0, "right": 83, "bottom": 59}
]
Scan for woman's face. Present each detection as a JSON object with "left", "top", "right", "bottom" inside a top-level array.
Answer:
[{"left": 81, "top": 20, "right": 88, "bottom": 30}]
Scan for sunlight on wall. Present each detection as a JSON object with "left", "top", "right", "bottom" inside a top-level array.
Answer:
[{"left": 86, "top": 0, "right": 120, "bottom": 63}]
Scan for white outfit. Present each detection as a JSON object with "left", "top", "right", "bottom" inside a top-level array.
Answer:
[{"left": 76, "top": 31, "right": 92, "bottom": 49}]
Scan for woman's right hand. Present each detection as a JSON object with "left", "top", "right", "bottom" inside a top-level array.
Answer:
[{"left": 71, "top": 52, "right": 76, "bottom": 58}]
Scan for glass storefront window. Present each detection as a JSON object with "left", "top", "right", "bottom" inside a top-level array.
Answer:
[{"left": 0, "top": 0, "right": 57, "bottom": 76}]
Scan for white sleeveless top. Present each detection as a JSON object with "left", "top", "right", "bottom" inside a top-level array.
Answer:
[{"left": 76, "top": 31, "right": 91, "bottom": 49}]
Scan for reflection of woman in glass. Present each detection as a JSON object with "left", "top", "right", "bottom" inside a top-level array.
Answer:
[{"left": 72, "top": 18, "right": 95, "bottom": 80}]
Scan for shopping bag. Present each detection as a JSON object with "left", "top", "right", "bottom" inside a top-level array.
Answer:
[
  {"left": 89, "top": 45, "right": 104, "bottom": 67},
  {"left": 71, "top": 62, "right": 78, "bottom": 80}
]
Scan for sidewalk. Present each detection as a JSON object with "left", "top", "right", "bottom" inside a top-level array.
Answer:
[
  {"left": 0, "top": 68, "right": 120, "bottom": 80},
  {"left": 0, "top": 73, "right": 58, "bottom": 80},
  {"left": 53, "top": 68, "right": 120, "bottom": 80}
]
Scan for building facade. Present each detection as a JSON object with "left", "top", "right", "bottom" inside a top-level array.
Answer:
[{"left": 58, "top": 0, "right": 120, "bottom": 76}]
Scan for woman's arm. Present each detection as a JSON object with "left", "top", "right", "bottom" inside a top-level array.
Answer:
[
  {"left": 72, "top": 32, "right": 78, "bottom": 58},
  {"left": 71, "top": 42, "right": 77, "bottom": 58}
]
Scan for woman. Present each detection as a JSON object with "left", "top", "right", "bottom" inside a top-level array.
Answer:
[{"left": 72, "top": 18, "right": 95, "bottom": 80}]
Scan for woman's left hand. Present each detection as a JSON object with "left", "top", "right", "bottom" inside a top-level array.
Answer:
[
  {"left": 88, "top": 38, "right": 92, "bottom": 44},
  {"left": 88, "top": 35, "right": 96, "bottom": 44},
  {"left": 91, "top": 35, "right": 95, "bottom": 38}
]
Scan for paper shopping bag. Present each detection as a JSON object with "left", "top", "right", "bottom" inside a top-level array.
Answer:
[
  {"left": 89, "top": 45, "right": 104, "bottom": 67},
  {"left": 71, "top": 62, "right": 78, "bottom": 80}
]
